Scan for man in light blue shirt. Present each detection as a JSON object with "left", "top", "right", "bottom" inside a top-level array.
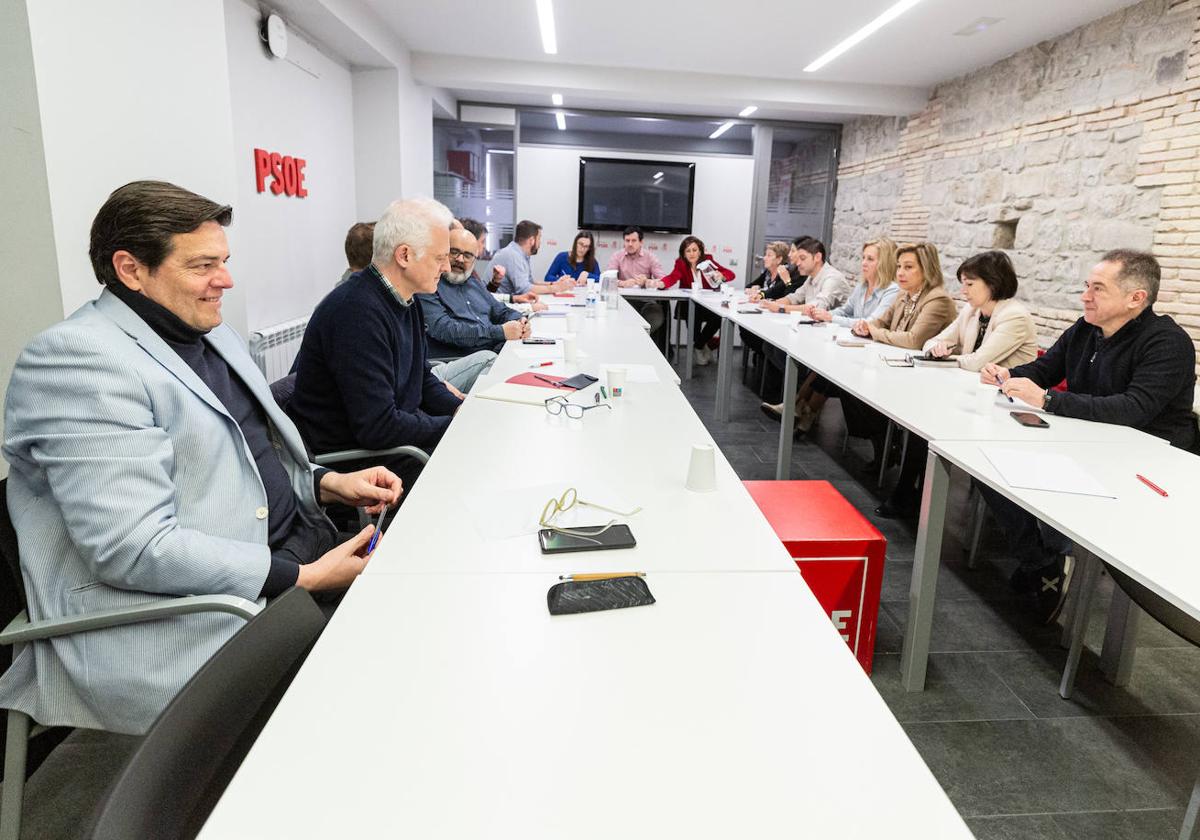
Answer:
[{"left": 494, "top": 219, "right": 572, "bottom": 297}]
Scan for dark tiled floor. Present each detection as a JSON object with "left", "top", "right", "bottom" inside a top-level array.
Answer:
[{"left": 680, "top": 349, "right": 1200, "bottom": 839}]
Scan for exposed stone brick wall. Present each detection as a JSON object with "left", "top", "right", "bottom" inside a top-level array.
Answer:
[{"left": 830, "top": 0, "right": 1200, "bottom": 371}]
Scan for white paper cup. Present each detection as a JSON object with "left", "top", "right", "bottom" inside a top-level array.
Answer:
[
  {"left": 563, "top": 333, "right": 578, "bottom": 362},
  {"left": 685, "top": 443, "right": 717, "bottom": 492},
  {"left": 566, "top": 311, "right": 582, "bottom": 332},
  {"left": 606, "top": 367, "right": 627, "bottom": 398}
]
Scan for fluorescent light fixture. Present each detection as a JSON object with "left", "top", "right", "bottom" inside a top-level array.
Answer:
[
  {"left": 804, "top": 0, "right": 923, "bottom": 73},
  {"left": 551, "top": 92, "right": 563, "bottom": 106},
  {"left": 652, "top": 171, "right": 664, "bottom": 179},
  {"left": 488, "top": 149, "right": 515, "bottom": 155},
  {"left": 555, "top": 110, "right": 566, "bottom": 131},
  {"left": 954, "top": 16, "right": 1002, "bottom": 36},
  {"left": 536, "top": 0, "right": 557, "bottom": 54},
  {"left": 709, "top": 120, "right": 735, "bottom": 139},
  {"left": 738, "top": 105, "right": 758, "bottom": 118}
]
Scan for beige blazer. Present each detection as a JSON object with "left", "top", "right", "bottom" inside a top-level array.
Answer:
[
  {"left": 922, "top": 298, "right": 1038, "bottom": 372},
  {"left": 866, "top": 285, "right": 958, "bottom": 350}
]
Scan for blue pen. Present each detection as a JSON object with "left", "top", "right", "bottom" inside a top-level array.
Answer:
[
  {"left": 996, "top": 372, "right": 1014, "bottom": 402},
  {"left": 367, "top": 504, "right": 389, "bottom": 553}
]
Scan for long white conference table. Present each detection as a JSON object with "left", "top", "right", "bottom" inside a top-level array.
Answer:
[
  {"left": 619, "top": 285, "right": 697, "bottom": 379},
  {"left": 683, "top": 291, "right": 1200, "bottom": 703},
  {"left": 200, "top": 294, "right": 974, "bottom": 838}
]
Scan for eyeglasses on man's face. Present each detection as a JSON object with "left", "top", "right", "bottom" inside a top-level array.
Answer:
[{"left": 449, "top": 248, "right": 477, "bottom": 263}]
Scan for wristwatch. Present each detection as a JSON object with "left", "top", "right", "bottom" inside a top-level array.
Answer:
[{"left": 1041, "top": 390, "right": 1054, "bottom": 412}]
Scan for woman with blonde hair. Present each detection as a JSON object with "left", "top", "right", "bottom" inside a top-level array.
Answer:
[
  {"left": 762, "top": 237, "right": 901, "bottom": 429},
  {"left": 849, "top": 241, "right": 956, "bottom": 347},
  {"left": 840, "top": 242, "right": 958, "bottom": 491}
]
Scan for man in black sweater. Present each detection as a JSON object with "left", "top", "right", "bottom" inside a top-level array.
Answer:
[
  {"left": 290, "top": 197, "right": 462, "bottom": 491},
  {"left": 980, "top": 249, "right": 1197, "bottom": 623}
]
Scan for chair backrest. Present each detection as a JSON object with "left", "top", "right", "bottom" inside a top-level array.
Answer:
[
  {"left": 86, "top": 587, "right": 327, "bottom": 840},
  {"left": 269, "top": 372, "right": 298, "bottom": 413},
  {"left": 1106, "top": 563, "right": 1200, "bottom": 648},
  {"left": 0, "top": 480, "right": 26, "bottom": 673}
]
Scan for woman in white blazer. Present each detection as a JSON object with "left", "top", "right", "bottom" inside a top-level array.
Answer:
[
  {"left": 922, "top": 250, "right": 1038, "bottom": 372},
  {"left": 877, "top": 251, "right": 1039, "bottom": 518}
]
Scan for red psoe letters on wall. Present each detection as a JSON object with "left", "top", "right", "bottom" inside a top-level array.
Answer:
[{"left": 253, "top": 148, "right": 308, "bottom": 198}]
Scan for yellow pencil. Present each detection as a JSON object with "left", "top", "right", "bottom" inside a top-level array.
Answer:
[{"left": 558, "top": 572, "right": 646, "bottom": 582}]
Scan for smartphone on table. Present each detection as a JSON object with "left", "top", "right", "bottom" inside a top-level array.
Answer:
[
  {"left": 1010, "top": 411, "right": 1049, "bottom": 428},
  {"left": 538, "top": 524, "right": 637, "bottom": 554}
]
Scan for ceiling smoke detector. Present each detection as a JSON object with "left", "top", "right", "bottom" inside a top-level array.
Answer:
[{"left": 954, "top": 17, "right": 1002, "bottom": 37}]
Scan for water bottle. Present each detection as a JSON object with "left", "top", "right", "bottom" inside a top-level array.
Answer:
[{"left": 586, "top": 277, "right": 600, "bottom": 317}]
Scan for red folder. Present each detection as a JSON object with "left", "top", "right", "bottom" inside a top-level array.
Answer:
[{"left": 506, "top": 372, "right": 573, "bottom": 390}]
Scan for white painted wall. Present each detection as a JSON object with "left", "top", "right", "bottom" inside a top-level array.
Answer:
[
  {"left": 224, "top": 0, "right": 357, "bottom": 332},
  {"left": 353, "top": 69, "right": 403, "bottom": 221},
  {"left": 397, "top": 51, "right": 435, "bottom": 199},
  {"left": 0, "top": 0, "right": 65, "bottom": 479},
  {"left": 24, "top": 0, "right": 243, "bottom": 330},
  {"left": 516, "top": 146, "right": 755, "bottom": 288}
]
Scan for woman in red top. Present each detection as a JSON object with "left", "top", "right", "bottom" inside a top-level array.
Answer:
[{"left": 661, "top": 236, "right": 735, "bottom": 366}]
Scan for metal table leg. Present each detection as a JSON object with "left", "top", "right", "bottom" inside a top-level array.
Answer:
[
  {"left": 901, "top": 450, "right": 950, "bottom": 691},
  {"left": 1060, "top": 550, "right": 1101, "bottom": 699},
  {"left": 1100, "top": 585, "right": 1141, "bottom": 686},
  {"left": 715, "top": 316, "right": 734, "bottom": 422},
  {"left": 1180, "top": 777, "right": 1200, "bottom": 840},
  {"left": 774, "top": 356, "right": 798, "bottom": 480},
  {"left": 685, "top": 298, "right": 695, "bottom": 380}
]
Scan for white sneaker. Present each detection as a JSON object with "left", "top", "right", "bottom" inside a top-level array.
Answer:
[{"left": 694, "top": 347, "right": 710, "bottom": 366}]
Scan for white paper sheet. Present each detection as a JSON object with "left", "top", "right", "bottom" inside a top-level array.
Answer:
[
  {"left": 980, "top": 445, "right": 1116, "bottom": 498},
  {"left": 510, "top": 343, "right": 588, "bottom": 360}
]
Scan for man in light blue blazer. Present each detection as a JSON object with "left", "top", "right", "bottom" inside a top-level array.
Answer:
[{"left": 1, "top": 181, "right": 402, "bottom": 735}]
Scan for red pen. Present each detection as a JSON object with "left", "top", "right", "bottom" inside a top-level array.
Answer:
[
  {"left": 529, "top": 361, "right": 554, "bottom": 368},
  {"left": 1136, "top": 474, "right": 1168, "bottom": 497}
]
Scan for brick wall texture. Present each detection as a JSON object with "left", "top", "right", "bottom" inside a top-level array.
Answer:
[{"left": 829, "top": 0, "right": 1200, "bottom": 372}]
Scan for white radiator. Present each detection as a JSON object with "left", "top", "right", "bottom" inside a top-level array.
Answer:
[{"left": 248, "top": 316, "right": 309, "bottom": 382}]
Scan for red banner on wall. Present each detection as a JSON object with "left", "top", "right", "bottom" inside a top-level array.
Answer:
[{"left": 253, "top": 148, "right": 308, "bottom": 198}]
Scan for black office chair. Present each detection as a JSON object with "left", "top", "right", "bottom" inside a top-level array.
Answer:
[
  {"left": 0, "top": 479, "right": 264, "bottom": 840},
  {"left": 85, "top": 586, "right": 326, "bottom": 840}
]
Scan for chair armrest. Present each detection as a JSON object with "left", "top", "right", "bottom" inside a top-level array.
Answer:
[
  {"left": 314, "top": 445, "right": 430, "bottom": 466},
  {"left": 0, "top": 594, "right": 261, "bottom": 645}
]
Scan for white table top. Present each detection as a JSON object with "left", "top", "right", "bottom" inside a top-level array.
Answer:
[
  {"left": 618, "top": 285, "right": 694, "bottom": 300},
  {"left": 932, "top": 438, "right": 1200, "bottom": 621},
  {"left": 490, "top": 295, "right": 680, "bottom": 387},
  {"left": 201, "top": 572, "right": 972, "bottom": 840},
  {"left": 367, "top": 380, "right": 796, "bottom": 575},
  {"left": 710, "top": 297, "right": 1158, "bottom": 446},
  {"left": 368, "top": 296, "right": 792, "bottom": 575}
]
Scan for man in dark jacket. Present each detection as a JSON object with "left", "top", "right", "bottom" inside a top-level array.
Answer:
[
  {"left": 980, "top": 249, "right": 1197, "bottom": 622},
  {"left": 419, "top": 227, "right": 529, "bottom": 358},
  {"left": 290, "top": 197, "right": 463, "bottom": 489}
]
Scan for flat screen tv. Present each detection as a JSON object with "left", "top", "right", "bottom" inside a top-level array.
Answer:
[{"left": 577, "top": 157, "right": 695, "bottom": 234}]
